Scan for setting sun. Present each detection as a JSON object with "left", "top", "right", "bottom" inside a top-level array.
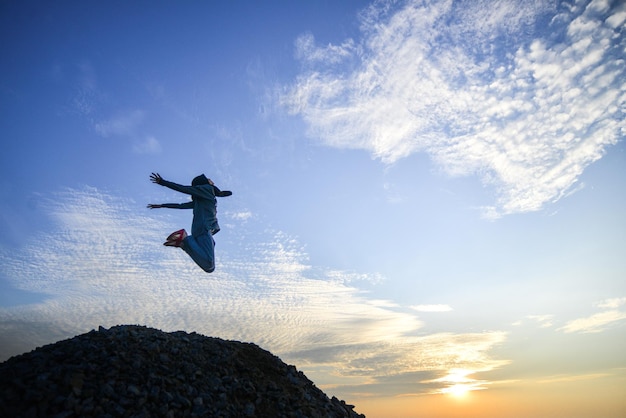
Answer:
[
  {"left": 430, "top": 368, "right": 486, "bottom": 399},
  {"left": 445, "top": 384, "right": 472, "bottom": 398}
]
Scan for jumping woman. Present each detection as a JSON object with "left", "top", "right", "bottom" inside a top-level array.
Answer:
[{"left": 148, "top": 173, "right": 232, "bottom": 273}]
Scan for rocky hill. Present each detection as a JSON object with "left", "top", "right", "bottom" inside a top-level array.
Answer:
[{"left": 0, "top": 325, "right": 364, "bottom": 417}]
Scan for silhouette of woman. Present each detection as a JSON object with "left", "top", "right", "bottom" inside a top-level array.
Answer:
[{"left": 148, "top": 173, "right": 232, "bottom": 273}]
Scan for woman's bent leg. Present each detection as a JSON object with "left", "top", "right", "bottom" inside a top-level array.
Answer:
[{"left": 181, "top": 234, "right": 215, "bottom": 273}]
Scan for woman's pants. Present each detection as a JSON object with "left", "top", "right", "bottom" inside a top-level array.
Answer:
[{"left": 181, "top": 233, "right": 215, "bottom": 273}]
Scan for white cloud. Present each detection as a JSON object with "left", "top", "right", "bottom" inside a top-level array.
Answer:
[
  {"left": 595, "top": 297, "right": 626, "bottom": 309},
  {"left": 605, "top": 8, "right": 626, "bottom": 29},
  {"left": 133, "top": 136, "right": 162, "bottom": 154},
  {"left": 537, "top": 372, "right": 610, "bottom": 384},
  {"left": 527, "top": 314, "right": 554, "bottom": 328},
  {"left": 70, "top": 60, "right": 100, "bottom": 116},
  {"left": 510, "top": 314, "right": 555, "bottom": 328},
  {"left": 559, "top": 296, "right": 626, "bottom": 333},
  {"left": 94, "top": 110, "right": 161, "bottom": 154},
  {"left": 0, "top": 187, "right": 509, "bottom": 397},
  {"left": 411, "top": 304, "right": 453, "bottom": 312},
  {"left": 295, "top": 32, "right": 357, "bottom": 65},
  {"left": 226, "top": 210, "right": 253, "bottom": 221},
  {"left": 281, "top": 0, "right": 625, "bottom": 217},
  {"left": 288, "top": 330, "right": 509, "bottom": 397},
  {"left": 95, "top": 110, "right": 145, "bottom": 138},
  {"left": 560, "top": 310, "right": 626, "bottom": 334}
]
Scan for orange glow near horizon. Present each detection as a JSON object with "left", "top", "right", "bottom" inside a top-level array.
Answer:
[{"left": 351, "top": 371, "right": 626, "bottom": 418}]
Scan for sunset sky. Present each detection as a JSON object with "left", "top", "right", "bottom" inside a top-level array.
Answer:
[{"left": 1, "top": 1, "right": 625, "bottom": 417}]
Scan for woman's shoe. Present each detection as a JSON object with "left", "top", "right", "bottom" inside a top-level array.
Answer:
[{"left": 164, "top": 229, "right": 187, "bottom": 247}]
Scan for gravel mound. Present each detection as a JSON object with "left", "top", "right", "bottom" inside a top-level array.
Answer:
[{"left": 0, "top": 325, "right": 365, "bottom": 418}]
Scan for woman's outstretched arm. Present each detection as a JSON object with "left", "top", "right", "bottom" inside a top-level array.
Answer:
[
  {"left": 150, "top": 172, "right": 215, "bottom": 199},
  {"left": 147, "top": 202, "right": 194, "bottom": 209}
]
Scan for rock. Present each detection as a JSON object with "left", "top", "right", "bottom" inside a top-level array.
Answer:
[{"left": 0, "top": 325, "right": 365, "bottom": 418}]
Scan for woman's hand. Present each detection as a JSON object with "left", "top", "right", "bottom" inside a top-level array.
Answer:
[{"left": 150, "top": 173, "right": 163, "bottom": 184}]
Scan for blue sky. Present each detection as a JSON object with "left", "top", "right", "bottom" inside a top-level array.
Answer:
[{"left": 1, "top": 1, "right": 625, "bottom": 417}]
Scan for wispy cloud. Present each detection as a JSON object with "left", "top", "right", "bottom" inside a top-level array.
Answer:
[
  {"left": 95, "top": 109, "right": 146, "bottom": 138},
  {"left": 281, "top": 0, "right": 625, "bottom": 217},
  {"left": 595, "top": 297, "right": 626, "bottom": 309},
  {"left": 411, "top": 304, "right": 453, "bottom": 312},
  {"left": 527, "top": 314, "right": 554, "bottom": 328},
  {"left": 94, "top": 109, "right": 162, "bottom": 154},
  {"left": 560, "top": 310, "right": 626, "bottom": 334},
  {"left": 559, "top": 297, "right": 626, "bottom": 333},
  {"left": 225, "top": 210, "right": 254, "bottom": 221},
  {"left": 537, "top": 372, "right": 611, "bottom": 384},
  {"left": 0, "top": 187, "right": 509, "bottom": 397},
  {"left": 295, "top": 33, "right": 357, "bottom": 65},
  {"left": 132, "top": 136, "right": 162, "bottom": 154},
  {"left": 69, "top": 60, "right": 101, "bottom": 116}
]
